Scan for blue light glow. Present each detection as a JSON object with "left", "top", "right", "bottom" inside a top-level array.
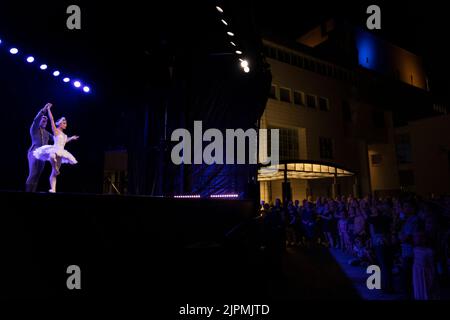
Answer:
[
  {"left": 355, "top": 29, "right": 377, "bottom": 70},
  {"left": 1, "top": 37, "right": 92, "bottom": 95}
]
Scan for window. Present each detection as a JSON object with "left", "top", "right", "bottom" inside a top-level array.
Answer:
[
  {"left": 279, "top": 88, "right": 291, "bottom": 103},
  {"left": 294, "top": 91, "right": 304, "bottom": 106},
  {"left": 263, "top": 45, "right": 270, "bottom": 57},
  {"left": 373, "top": 111, "right": 385, "bottom": 128},
  {"left": 319, "top": 137, "right": 333, "bottom": 159},
  {"left": 395, "top": 134, "right": 412, "bottom": 164},
  {"left": 371, "top": 154, "right": 382, "bottom": 166},
  {"left": 342, "top": 100, "right": 352, "bottom": 123},
  {"left": 319, "top": 97, "right": 329, "bottom": 111},
  {"left": 327, "top": 65, "right": 333, "bottom": 77},
  {"left": 269, "top": 85, "right": 277, "bottom": 100},
  {"left": 271, "top": 127, "right": 299, "bottom": 161},
  {"left": 278, "top": 50, "right": 291, "bottom": 64},
  {"left": 292, "top": 55, "right": 303, "bottom": 68},
  {"left": 306, "top": 94, "right": 317, "bottom": 108},
  {"left": 305, "top": 59, "right": 316, "bottom": 72},
  {"left": 264, "top": 45, "right": 277, "bottom": 59}
]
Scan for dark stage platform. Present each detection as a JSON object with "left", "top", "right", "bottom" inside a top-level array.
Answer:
[
  {"left": 0, "top": 191, "right": 259, "bottom": 300},
  {"left": 0, "top": 191, "right": 359, "bottom": 304}
]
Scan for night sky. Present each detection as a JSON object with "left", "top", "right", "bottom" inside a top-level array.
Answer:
[{"left": 1, "top": 0, "right": 447, "bottom": 108}]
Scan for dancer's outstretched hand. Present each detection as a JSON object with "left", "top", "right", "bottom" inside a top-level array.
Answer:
[
  {"left": 45, "top": 103, "right": 53, "bottom": 110},
  {"left": 69, "top": 135, "right": 80, "bottom": 142}
]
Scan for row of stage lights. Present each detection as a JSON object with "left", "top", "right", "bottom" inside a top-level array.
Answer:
[
  {"left": 174, "top": 194, "right": 239, "bottom": 199},
  {"left": 215, "top": 4, "right": 250, "bottom": 73},
  {"left": 0, "top": 38, "right": 91, "bottom": 94}
]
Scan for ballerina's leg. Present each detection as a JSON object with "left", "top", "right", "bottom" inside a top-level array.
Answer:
[{"left": 49, "top": 154, "right": 59, "bottom": 192}]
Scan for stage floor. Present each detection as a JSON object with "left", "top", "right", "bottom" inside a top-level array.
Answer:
[{"left": 0, "top": 190, "right": 258, "bottom": 299}]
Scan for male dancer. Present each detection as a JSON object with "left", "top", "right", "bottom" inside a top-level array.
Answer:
[{"left": 25, "top": 103, "right": 53, "bottom": 192}]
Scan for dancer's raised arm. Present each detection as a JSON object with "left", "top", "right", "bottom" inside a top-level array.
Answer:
[
  {"left": 30, "top": 105, "right": 47, "bottom": 132},
  {"left": 46, "top": 103, "right": 58, "bottom": 135}
]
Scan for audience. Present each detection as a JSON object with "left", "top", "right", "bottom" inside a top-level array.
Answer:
[{"left": 261, "top": 193, "right": 450, "bottom": 300}]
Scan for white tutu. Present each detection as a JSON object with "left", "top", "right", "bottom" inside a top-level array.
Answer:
[{"left": 33, "top": 133, "right": 78, "bottom": 165}]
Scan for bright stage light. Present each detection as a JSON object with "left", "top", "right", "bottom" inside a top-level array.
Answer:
[
  {"left": 83, "top": 86, "right": 90, "bottom": 93},
  {"left": 63, "top": 77, "right": 70, "bottom": 83},
  {"left": 73, "top": 81, "right": 81, "bottom": 88},
  {"left": 174, "top": 195, "right": 201, "bottom": 199},
  {"left": 227, "top": 31, "right": 234, "bottom": 36},
  {"left": 40, "top": 64, "right": 48, "bottom": 70},
  {"left": 230, "top": 41, "right": 236, "bottom": 46},
  {"left": 10, "top": 48, "right": 18, "bottom": 54},
  {"left": 26, "top": 56, "right": 35, "bottom": 63},
  {"left": 221, "top": 19, "right": 228, "bottom": 26},
  {"left": 243, "top": 66, "right": 250, "bottom": 73},
  {"left": 235, "top": 50, "right": 242, "bottom": 55},
  {"left": 210, "top": 194, "right": 239, "bottom": 199},
  {"left": 53, "top": 71, "right": 60, "bottom": 77},
  {"left": 216, "top": 6, "right": 223, "bottom": 13},
  {"left": 240, "top": 60, "right": 249, "bottom": 68}
]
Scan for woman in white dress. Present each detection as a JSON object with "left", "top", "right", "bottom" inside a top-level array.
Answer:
[{"left": 33, "top": 103, "right": 79, "bottom": 193}]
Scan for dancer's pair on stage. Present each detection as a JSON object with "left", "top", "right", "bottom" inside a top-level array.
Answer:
[{"left": 25, "top": 103, "right": 79, "bottom": 193}]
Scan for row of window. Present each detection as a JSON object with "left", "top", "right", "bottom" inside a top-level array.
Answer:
[
  {"left": 264, "top": 44, "right": 355, "bottom": 83},
  {"left": 270, "top": 84, "right": 330, "bottom": 111},
  {"left": 268, "top": 127, "right": 334, "bottom": 161},
  {"left": 433, "top": 104, "right": 448, "bottom": 115}
]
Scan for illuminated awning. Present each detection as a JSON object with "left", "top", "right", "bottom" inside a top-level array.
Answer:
[{"left": 258, "top": 161, "right": 354, "bottom": 181}]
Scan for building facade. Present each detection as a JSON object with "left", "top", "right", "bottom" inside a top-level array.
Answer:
[{"left": 258, "top": 20, "right": 440, "bottom": 203}]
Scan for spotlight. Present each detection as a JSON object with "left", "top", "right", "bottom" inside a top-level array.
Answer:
[
  {"left": 235, "top": 50, "right": 242, "bottom": 55},
  {"left": 216, "top": 6, "right": 223, "bottom": 13},
  {"left": 230, "top": 41, "right": 236, "bottom": 46},
  {"left": 210, "top": 194, "right": 239, "bottom": 199},
  {"left": 9, "top": 48, "right": 18, "bottom": 54},
  {"left": 243, "top": 66, "right": 250, "bottom": 73},
  {"left": 227, "top": 32, "right": 234, "bottom": 36},
  {"left": 40, "top": 64, "right": 48, "bottom": 70},
  {"left": 174, "top": 195, "right": 201, "bottom": 199},
  {"left": 63, "top": 77, "right": 70, "bottom": 83},
  {"left": 83, "top": 86, "right": 90, "bottom": 93},
  {"left": 221, "top": 19, "right": 228, "bottom": 26},
  {"left": 53, "top": 71, "right": 60, "bottom": 77},
  {"left": 73, "top": 81, "right": 81, "bottom": 88},
  {"left": 240, "top": 60, "right": 249, "bottom": 68},
  {"left": 26, "top": 56, "right": 35, "bottom": 63},
  {"left": 0, "top": 39, "right": 2, "bottom": 44}
]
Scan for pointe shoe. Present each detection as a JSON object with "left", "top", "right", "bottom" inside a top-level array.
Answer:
[{"left": 49, "top": 189, "right": 56, "bottom": 193}]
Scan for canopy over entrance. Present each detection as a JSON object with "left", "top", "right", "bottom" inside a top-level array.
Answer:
[{"left": 258, "top": 160, "right": 355, "bottom": 181}]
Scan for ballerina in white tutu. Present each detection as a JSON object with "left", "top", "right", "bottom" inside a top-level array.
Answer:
[{"left": 33, "top": 103, "right": 79, "bottom": 193}]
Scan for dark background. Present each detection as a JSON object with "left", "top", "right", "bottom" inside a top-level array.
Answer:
[{"left": 0, "top": 0, "right": 448, "bottom": 193}]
